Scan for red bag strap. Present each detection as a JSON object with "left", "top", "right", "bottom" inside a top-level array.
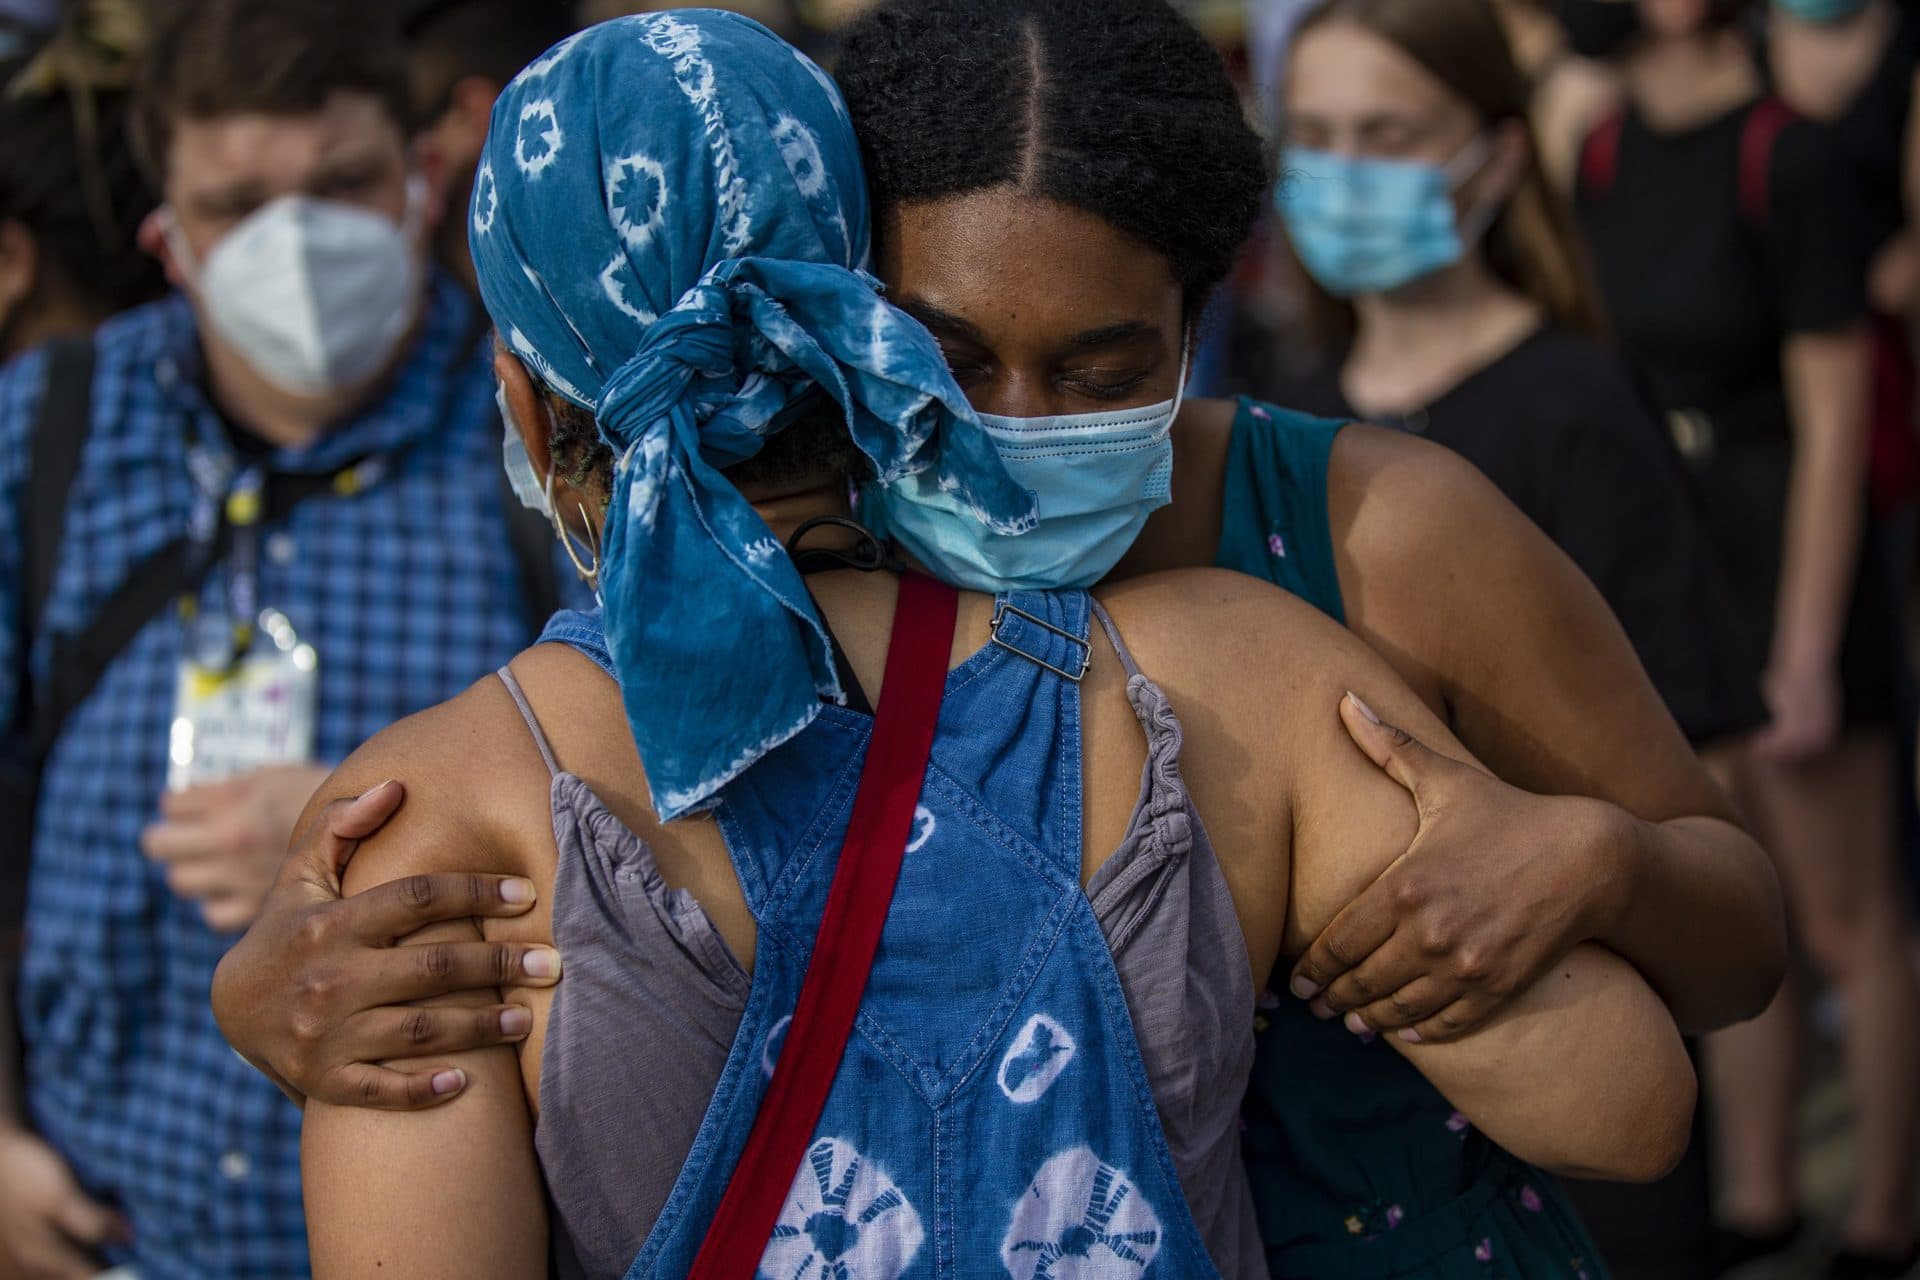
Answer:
[
  {"left": 1739, "top": 96, "right": 1793, "bottom": 233},
  {"left": 1578, "top": 107, "right": 1627, "bottom": 201},
  {"left": 687, "top": 571, "right": 959, "bottom": 1280}
]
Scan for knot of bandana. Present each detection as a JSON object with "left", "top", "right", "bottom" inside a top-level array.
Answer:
[{"left": 471, "top": 12, "right": 1036, "bottom": 819}]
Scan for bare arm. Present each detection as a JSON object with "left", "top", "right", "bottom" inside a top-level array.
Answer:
[
  {"left": 1753, "top": 328, "right": 1872, "bottom": 761},
  {"left": 1332, "top": 427, "right": 1783, "bottom": 1032},
  {"left": 296, "top": 700, "right": 551, "bottom": 1279},
  {"left": 1108, "top": 572, "right": 1696, "bottom": 1183}
]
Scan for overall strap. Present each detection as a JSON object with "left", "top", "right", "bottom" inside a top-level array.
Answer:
[
  {"left": 989, "top": 588, "right": 1093, "bottom": 683},
  {"left": 688, "top": 572, "right": 958, "bottom": 1279},
  {"left": 495, "top": 666, "right": 561, "bottom": 778}
]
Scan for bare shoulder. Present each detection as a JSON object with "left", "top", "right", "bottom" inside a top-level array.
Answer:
[
  {"left": 313, "top": 658, "right": 560, "bottom": 896},
  {"left": 1096, "top": 567, "right": 1364, "bottom": 672},
  {"left": 1095, "top": 565, "right": 1461, "bottom": 732},
  {"left": 1091, "top": 568, "right": 1411, "bottom": 755}
]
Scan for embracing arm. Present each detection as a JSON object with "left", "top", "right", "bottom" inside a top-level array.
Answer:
[
  {"left": 295, "top": 699, "right": 550, "bottom": 1278},
  {"left": 1330, "top": 427, "right": 1784, "bottom": 1032},
  {"left": 1114, "top": 572, "right": 1695, "bottom": 1183}
]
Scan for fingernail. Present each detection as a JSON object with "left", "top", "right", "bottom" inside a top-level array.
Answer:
[
  {"left": 1400, "top": 1028, "right": 1423, "bottom": 1044},
  {"left": 524, "top": 947, "right": 561, "bottom": 979},
  {"left": 1309, "top": 996, "right": 1335, "bottom": 1020},
  {"left": 500, "top": 1006, "right": 532, "bottom": 1036},
  {"left": 500, "top": 878, "right": 536, "bottom": 905},
  {"left": 1289, "top": 975, "right": 1321, "bottom": 1000},
  {"left": 1344, "top": 1010, "right": 1371, "bottom": 1036},
  {"left": 431, "top": 1069, "right": 465, "bottom": 1095},
  {"left": 1347, "top": 691, "right": 1381, "bottom": 725},
  {"left": 364, "top": 778, "right": 397, "bottom": 798}
]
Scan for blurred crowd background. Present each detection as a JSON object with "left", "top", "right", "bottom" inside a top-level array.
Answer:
[{"left": 5, "top": 0, "right": 1920, "bottom": 1277}]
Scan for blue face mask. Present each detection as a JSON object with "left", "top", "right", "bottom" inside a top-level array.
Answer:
[
  {"left": 1772, "top": 0, "right": 1870, "bottom": 21},
  {"left": 863, "top": 343, "right": 1188, "bottom": 591},
  {"left": 1277, "top": 139, "right": 1494, "bottom": 297}
]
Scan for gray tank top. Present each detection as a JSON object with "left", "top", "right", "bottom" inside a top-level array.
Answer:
[{"left": 503, "top": 601, "right": 1265, "bottom": 1278}]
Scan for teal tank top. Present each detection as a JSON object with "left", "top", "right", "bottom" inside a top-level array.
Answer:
[{"left": 1216, "top": 399, "right": 1607, "bottom": 1279}]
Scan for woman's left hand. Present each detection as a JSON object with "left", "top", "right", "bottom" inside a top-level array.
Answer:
[{"left": 1287, "top": 695, "right": 1635, "bottom": 1044}]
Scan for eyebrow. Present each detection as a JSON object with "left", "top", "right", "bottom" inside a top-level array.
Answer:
[
  {"left": 187, "top": 179, "right": 271, "bottom": 212},
  {"left": 895, "top": 299, "right": 989, "bottom": 347},
  {"left": 896, "top": 299, "right": 1159, "bottom": 354}
]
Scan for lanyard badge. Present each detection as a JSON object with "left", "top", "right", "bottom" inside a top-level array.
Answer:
[
  {"left": 168, "top": 605, "right": 317, "bottom": 791},
  {"left": 168, "top": 463, "right": 318, "bottom": 791}
]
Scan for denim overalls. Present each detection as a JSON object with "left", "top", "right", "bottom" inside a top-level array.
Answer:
[{"left": 622, "top": 587, "right": 1221, "bottom": 1279}]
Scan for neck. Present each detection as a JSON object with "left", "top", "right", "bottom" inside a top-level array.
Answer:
[
  {"left": 1624, "top": 28, "right": 1763, "bottom": 128},
  {"left": 1346, "top": 260, "right": 1541, "bottom": 415},
  {"left": 746, "top": 478, "right": 857, "bottom": 548}
]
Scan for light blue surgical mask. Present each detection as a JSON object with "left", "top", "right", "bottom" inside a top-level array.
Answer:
[
  {"left": 1277, "top": 138, "right": 1494, "bottom": 297},
  {"left": 863, "top": 342, "right": 1188, "bottom": 591},
  {"left": 1772, "top": 0, "right": 1870, "bottom": 22},
  {"left": 498, "top": 381, "right": 553, "bottom": 517}
]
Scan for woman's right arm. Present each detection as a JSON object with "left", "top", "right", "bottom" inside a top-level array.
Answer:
[
  {"left": 302, "top": 921, "right": 546, "bottom": 1279},
  {"left": 293, "top": 701, "right": 552, "bottom": 1278}
]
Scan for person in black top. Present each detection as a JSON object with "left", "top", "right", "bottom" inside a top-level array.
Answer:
[
  {"left": 1569, "top": 1, "right": 1918, "bottom": 1275},
  {"left": 1764, "top": 0, "right": 1917, "bottom": 315},
  {"left": 1271, "top": 12, "right": 1756, "bottom": 1273},
  {"left": 1273, "top": 0, "right": 1762, "bottom": 745}
]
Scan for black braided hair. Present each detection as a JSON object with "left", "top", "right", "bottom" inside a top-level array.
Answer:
[{"left": 835, "top": 0, "right": 1269, "bottom": 314}]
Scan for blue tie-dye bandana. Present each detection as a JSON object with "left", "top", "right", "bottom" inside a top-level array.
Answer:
[{"left": 470, "top": 11, "right": 1036, "bottom": 820}]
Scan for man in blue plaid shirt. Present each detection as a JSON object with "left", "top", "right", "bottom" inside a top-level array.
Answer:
[{"left": 0, "top": 2, "right": 583, "bottom": 1275}]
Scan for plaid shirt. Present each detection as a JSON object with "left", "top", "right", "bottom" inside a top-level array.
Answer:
[{"left": 0, "top": 276, "right": 586, "bottom": 1279}]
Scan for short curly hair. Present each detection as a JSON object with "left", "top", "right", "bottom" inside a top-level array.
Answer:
[{"left": 835, "top": 0, "right": 1269, "bottom": 315}]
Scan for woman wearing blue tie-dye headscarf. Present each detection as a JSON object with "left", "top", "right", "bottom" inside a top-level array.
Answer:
[{"left": 469, "top": 9, "right": 1036, "bottom": 821}]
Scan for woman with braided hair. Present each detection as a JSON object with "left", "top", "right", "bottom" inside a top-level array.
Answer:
[{"left": 285, "top": 11, "right": 1694, "bottom": 1277}]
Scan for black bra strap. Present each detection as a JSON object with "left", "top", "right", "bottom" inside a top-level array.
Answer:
[{"left": 786, "top": 517, "right": 890, "bottom": 717}]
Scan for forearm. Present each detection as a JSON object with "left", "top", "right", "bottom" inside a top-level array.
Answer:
[
  {"left": 1594, "top": 813, "right": 1786, "bottom": 1032},
  {"left": 1773, "top": 428, "right": 1866, "bottom": 669},
  {"left": 1775, "top": 332, "right": 1870, "bottom": 671},
  {"left": 1399, "top": 942, "right": 1695, "bottom": 1182}
]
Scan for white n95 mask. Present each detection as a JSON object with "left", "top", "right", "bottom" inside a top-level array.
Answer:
[{"left": 165, "top": 179, "right": 424, "bottom": 396}]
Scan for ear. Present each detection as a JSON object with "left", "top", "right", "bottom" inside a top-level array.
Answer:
[
  {"left": 1482, "top": 117, "right": 1534, "bottom": 206},
  {"left": 493, "top": 345, "right": 556, "bottom": 478},
  {"left": 138, "top": 207, "right": 195, "bottom": 291},
  {"left": 410, "top": 133, "right": 452, "bottom": 235},
  {"left": 0, "top": 220, "right": 36, "bottom": 315},
  {"left": 446, "top": 77, "right": 502, "bottom": 161}
]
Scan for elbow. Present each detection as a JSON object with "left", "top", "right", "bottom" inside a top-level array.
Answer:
[
  {"left": 1608, "top": 1068, "right": 1697, "bottom": 1184},
  {"left": 1549, "top": 1049, "right": 1698, "bottom": 1184},
  {"left": 1710, "top": 861, "right": 1791, "bottom": 1030},
  {"left": 1671, "top": 839, "right": 1790, "bottom": 1033},
  {"left": 1732, "top": 906, "right": 1790, "bottom": 1027}
]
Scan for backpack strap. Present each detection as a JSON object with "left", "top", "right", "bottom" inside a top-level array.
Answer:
[
  {"left": 1739, "top": 96, "right": 1795, "bottom": 234},
  {"left": 24, "top": 339, "right": 97, "bottom": 647},
  {"left": 1578, "top": 107, "right": 1628, "bottom": 201}
]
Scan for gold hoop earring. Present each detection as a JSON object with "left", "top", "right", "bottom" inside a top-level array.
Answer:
[{"left": 545, "top": 465, "right": 602, "bottom": 590}]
